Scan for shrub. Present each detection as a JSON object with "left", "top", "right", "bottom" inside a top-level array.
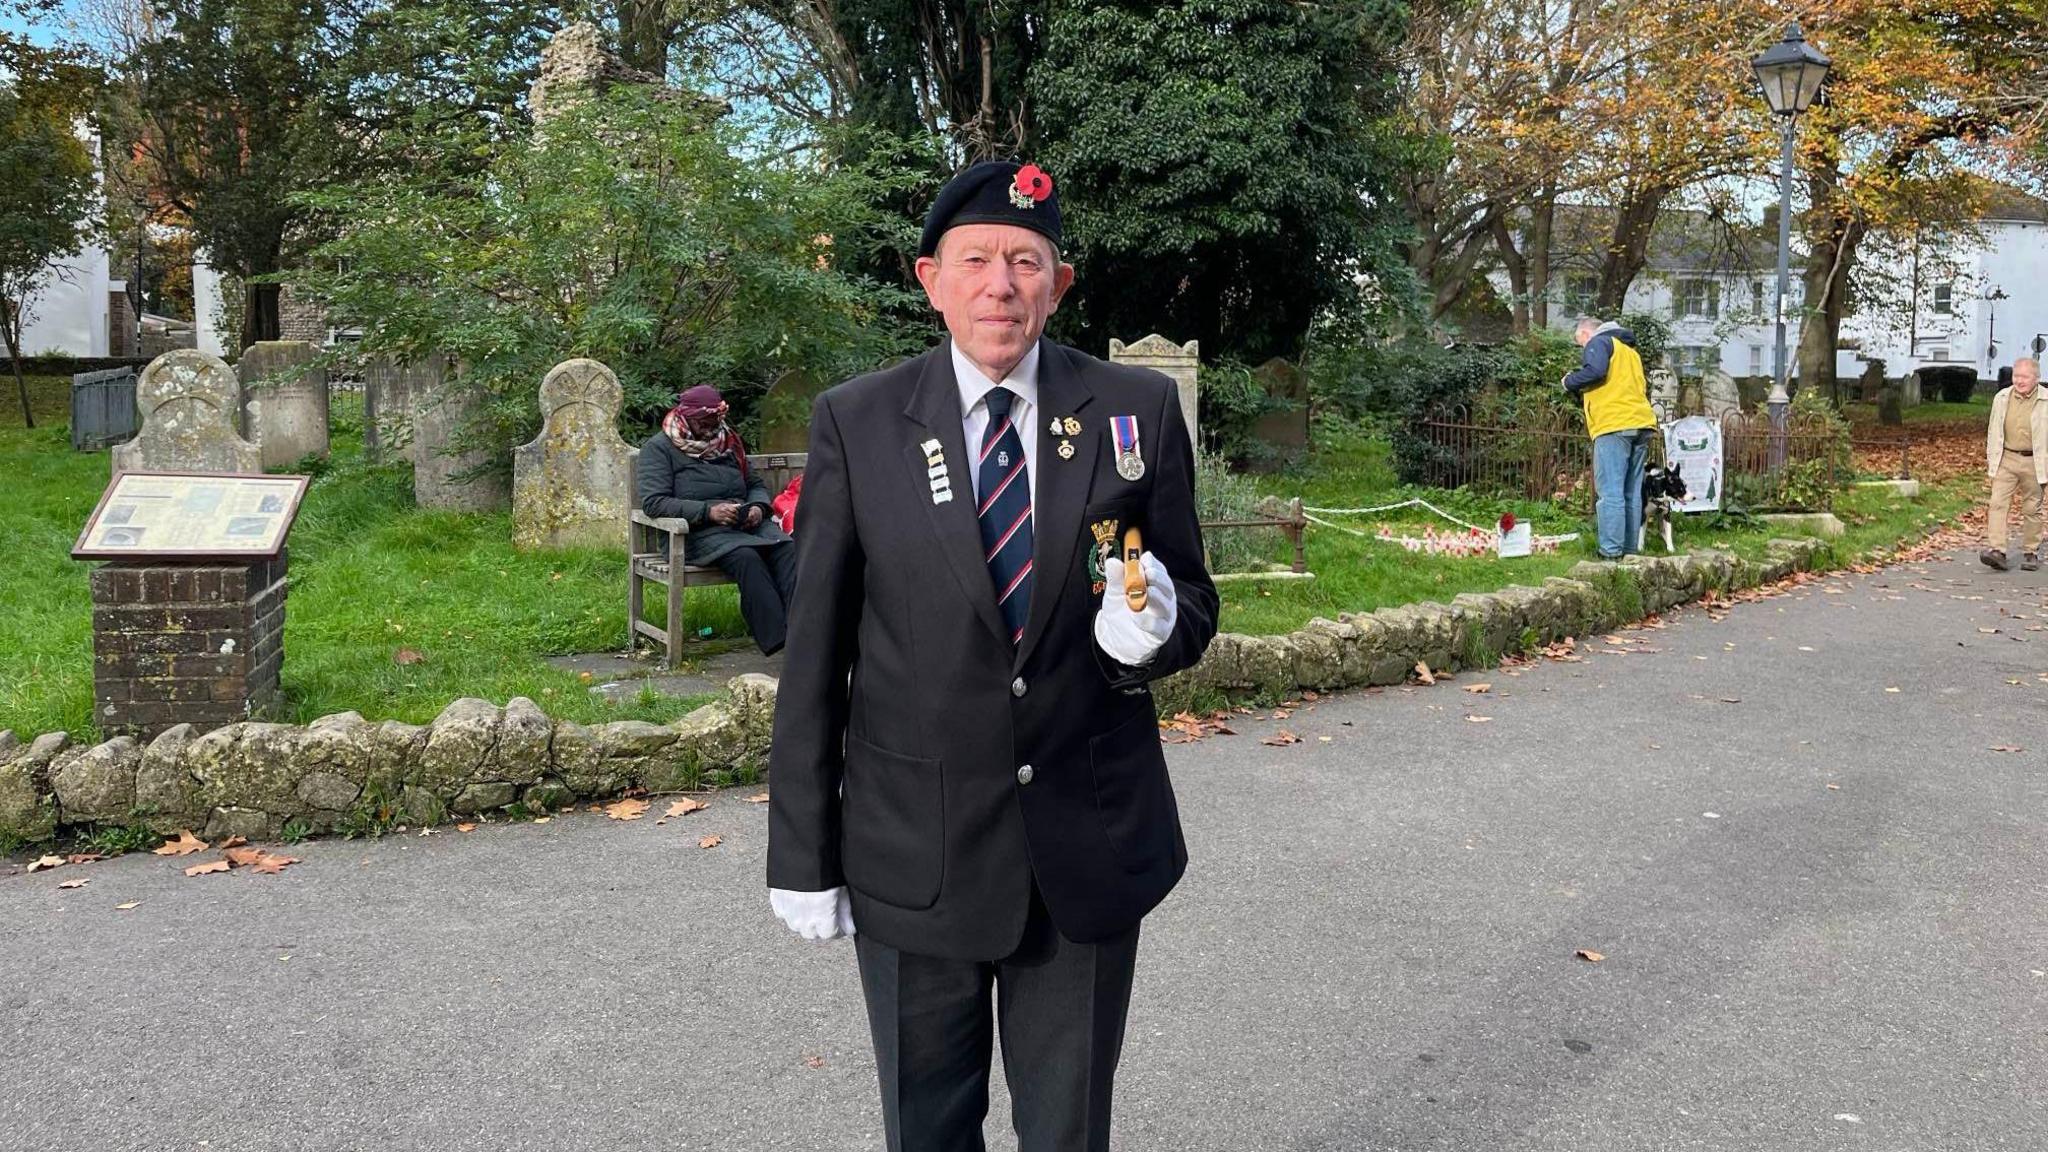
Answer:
[{"left": 1194, "top": 453, "right": 1273, "bottom": 575}]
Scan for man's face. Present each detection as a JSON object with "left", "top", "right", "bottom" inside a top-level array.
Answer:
[
  {"left": 915, "top": 224, "right": 1075, "bottom": 380},
  {"left": 2016, "top": 362, "right": 2039, "bottom": 395},
  {"left": 1575, "top": 326, "right": 1594, "bottom": 347}
]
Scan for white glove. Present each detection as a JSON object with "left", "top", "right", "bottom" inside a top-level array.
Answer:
[
  {"left": 770, "top": 886, "right": 855, "bottom": 940},
  {"left": 1095, "top": 552, "right": 1178, "bottom": 666}
]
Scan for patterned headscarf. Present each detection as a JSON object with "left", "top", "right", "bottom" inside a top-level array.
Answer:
[{"left": 663, "top": 385, "right": 749, "bottom": 479}]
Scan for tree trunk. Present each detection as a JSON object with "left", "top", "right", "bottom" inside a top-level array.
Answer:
[
  {"left": 0, "top": 296, "right": 31, "bottom": 429},
  {"left": 240, "top": 282, "right": 280, "bottom": 352},
  {"left": 616, "top": 0, "right": 668, "bottom": 76},
  {"left": 1527, "top": 188, "right": 1555, "bottom": 331},
  {"left": 1491, "top": 218, "right": 1530, "bottom": 335},
  {"left": 1595, "top": 185, "right": 1667, "bottom": 316},
  {"left": 1796, "top": 172, "right": 1866, "bottom": 401}
]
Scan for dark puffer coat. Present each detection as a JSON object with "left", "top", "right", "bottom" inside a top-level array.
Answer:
[{"left": 637, "top": 432, "right": 791, "bottom": 566}]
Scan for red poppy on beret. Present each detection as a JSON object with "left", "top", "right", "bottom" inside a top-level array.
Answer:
[{"left": 1014, "top": 164, "right": 1054, "bottom": 203}]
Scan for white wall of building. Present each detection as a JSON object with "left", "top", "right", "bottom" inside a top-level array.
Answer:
[
  {"left": 15, "top": 123, "right": 111, "bottom": 358},
  {"left": 191, "top": 251, "right": 228, "bottom": 357}
]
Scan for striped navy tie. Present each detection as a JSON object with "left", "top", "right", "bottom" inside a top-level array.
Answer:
[{"left": 976, "top": 386, "right": 1033, "bottom": 646}]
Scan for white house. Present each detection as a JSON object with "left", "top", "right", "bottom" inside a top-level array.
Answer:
[
  {"left": 1839, "top": 185, "right": 2048, "bottom": 383},
  {"left": 1499, "top": 186, "right": 2048, "bottom": 387}
]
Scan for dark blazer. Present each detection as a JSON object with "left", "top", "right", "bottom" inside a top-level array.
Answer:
[
  {"left": 637, "top": 433, "right": 790, "bottom": 566},
  {"left": 767, "top": 338, "right": 1218, "bottom": 961}
]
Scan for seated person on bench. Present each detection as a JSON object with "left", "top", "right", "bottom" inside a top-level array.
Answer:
[{"left": 637, "top": 385, "right": 797, "bottom": 655}]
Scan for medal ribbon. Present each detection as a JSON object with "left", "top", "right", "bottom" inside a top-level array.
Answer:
[{"left": 1111, "top": 415, "right": 1140, "bottom": 461}]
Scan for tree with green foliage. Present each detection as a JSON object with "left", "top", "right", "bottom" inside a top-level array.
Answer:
[
  {"left": 0, "top": 80, "right": 100, "bottom": 428},
  {"left": 1032, "top": 0, "right": 1414, "bottom": 363},
  {"left": 293, "top": 86, "right": 927, "bottom": 458}
]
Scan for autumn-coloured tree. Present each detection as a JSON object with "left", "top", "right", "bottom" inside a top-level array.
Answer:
[{"left": 1788, "top": 0, "right": 2048, "bottom": 393}]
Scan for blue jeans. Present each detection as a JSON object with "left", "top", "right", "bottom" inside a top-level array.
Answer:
[{"left": 1594, "top": 427, "right": 1653, "bottom": 558}]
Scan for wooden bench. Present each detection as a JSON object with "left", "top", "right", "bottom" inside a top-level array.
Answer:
[{"left": 628, "top": 451, "right": 807, "bottom": 667}]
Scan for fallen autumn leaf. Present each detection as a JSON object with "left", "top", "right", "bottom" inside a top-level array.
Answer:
[
  {"left": 666, "top": 798, "right": 708, "bottom": 818},
  {"left": 1414, "top": 661, "right": 1436, "bottom": 685},
  {"left": 745, "top": 793, "right": 770, "bottom": 804},
  {"left": 1575, "top": 949, "right": 1604, "bottom": 963},
  {"left": 699, "top": 834, "right": 723, "bottom": 849},
  {"left": 154, "top": 831, "right": 208, "bottom": 857},
  {"left": 27, "top": 855, "right": 65, "bottom": 873},
  {"left": 603, "top": 798, "right": 650, "bottom": 821},
  {"left": 184, "top": 859, "right": 231, "bottom": 877}
]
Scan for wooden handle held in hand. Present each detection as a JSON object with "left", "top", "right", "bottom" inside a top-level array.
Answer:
[{"left": 1122, "top": 527, "right": 1146, "bottom": 612}]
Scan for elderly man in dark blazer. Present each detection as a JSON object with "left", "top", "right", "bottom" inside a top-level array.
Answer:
[{"left": 766, "top": 160, "right": 1218, "bottom": 1151}]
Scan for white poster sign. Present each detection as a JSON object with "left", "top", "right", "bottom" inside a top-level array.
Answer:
[{"left": 1662, "top": 416, "right": 1722, "bottom": 513}]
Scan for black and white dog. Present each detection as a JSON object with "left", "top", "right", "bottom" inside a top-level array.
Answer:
[{"left": 1639, "top": 462, "right": 1687, "bottom": 553}]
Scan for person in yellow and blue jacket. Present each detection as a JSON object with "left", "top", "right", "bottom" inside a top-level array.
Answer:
[{"left": 1564, "top": 317, "right": 1660, "bottom": 557}]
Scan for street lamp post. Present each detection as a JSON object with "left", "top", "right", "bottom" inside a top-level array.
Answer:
[{"left": 1752, "top": 23, "right": 1830, "bottom": 468}]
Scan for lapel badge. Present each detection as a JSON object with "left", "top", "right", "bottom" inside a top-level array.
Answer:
[
  {"left": 1049, "top": 416, "right": 1063, "bottom": 436},
  {"left": 922, "top": 437, "right": 953, "bottom": 504},
  {"left": 1110, "top": 415, "right": 1145, "bottom": 482},
  {"left": 1063, "top": 416, "right": 1081, "bottom": 436},
  {"left": 1057, "top": 439, "right": 1074, "bottom": 460}
]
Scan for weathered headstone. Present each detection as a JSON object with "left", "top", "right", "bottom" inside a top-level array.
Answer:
[
  {"left": 412, "top": 373, "right": 512, "bottom": 513},
  {"left": 1248, "top": 357, "right": 1310, "bottom": 471},
  {"left": 1858, "top": 359, "right": 1886, "bottom": 404},
  {"left": 111, "top": 350, "right": 260, "bottom": 476},
  {"left": 512, "top": 358, "right": 636, "bottom": 550},
  {"left": 362, "top": 353, "right": 441, "bottom": 462},
  {"left": 237, "top": 341, "right": 331, "bottom": 470},
  {"left": 1109, "top": 335, "right": 1200, "bottom": 453},
  {"left": 759, "top": 370, "right": 830, "bottom": 453},
  {"left": 1901, "top": 370, "right": 1924, "bottom": 408},
  {"left": 1701, "top": 368, "right": 1742, "bottom": 416},
  {"left": 1647, "top": 367, "right": 1681, "bottom": 414}
]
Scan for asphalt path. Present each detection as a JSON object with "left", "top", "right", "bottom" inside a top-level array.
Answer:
[{"left": 4, "top": 551, "right": 2045, "bottom": 1151}]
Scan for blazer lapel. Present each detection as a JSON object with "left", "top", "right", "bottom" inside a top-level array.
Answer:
[
  {"left": 903, "top": 343, "right": 1010, "bottom": 649},
  {"left": 1015, "top": 339, "right": 1098, "bottom": 672}
]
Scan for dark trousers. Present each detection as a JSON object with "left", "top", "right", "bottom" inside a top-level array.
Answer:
[
  {"left": 714, "top": 541, "right": 798, "bottom": 655},
  {"left": 854, "top": 891, "right": 1141, "bottom": 1152}
]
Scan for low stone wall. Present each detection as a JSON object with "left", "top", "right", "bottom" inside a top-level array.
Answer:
[
  {"left": 1151, "top": 538, "right": 1830, "bottom": 701},
  {"left": 0, "top": 675, "right": 777, "bottom": 844},
  {"left": 1, "top": 542, "right": 1832, "bottom": 845}
]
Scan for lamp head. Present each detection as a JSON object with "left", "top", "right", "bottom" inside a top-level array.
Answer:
[{"left": 1752, "top": 23, "right": 1831, "bottom": 117}]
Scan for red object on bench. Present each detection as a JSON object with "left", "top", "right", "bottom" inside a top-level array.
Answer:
[{"left": 772, "top": 473, "right": 803, "bottom": 535}]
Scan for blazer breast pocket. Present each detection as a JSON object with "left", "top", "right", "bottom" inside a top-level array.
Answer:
[{"left": 1082, "top": 496, "right": 1143, "bottom": 598}]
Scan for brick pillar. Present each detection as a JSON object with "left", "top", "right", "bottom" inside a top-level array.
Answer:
[{"left": 89, "top": 553, "right": 287, "bottom": 737}]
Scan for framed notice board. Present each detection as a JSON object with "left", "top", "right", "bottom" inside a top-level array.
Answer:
[{"left": 72, "top": 471, "right": 311, "bottom": 561}]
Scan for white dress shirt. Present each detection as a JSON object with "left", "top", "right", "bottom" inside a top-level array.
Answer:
[{"left": 952, "top": 340, "right": 1041, "bottom": 514}]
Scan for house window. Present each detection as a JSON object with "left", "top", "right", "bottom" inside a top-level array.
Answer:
[
  {"left": 1928, "top": 346, "right": 1950, "bottom": 362},
  {"left": 1676, "top": 279, "right": 1720, "bottom": 319},
  {"left": 1678, "top": 346, "right": 1717, "bottom": 374},
  {"left": 1751, "top": 281, "right": 1766, "bottom": 315},
  {"left": 1932, "top": 283, "right": 1953, "bottom": 315},
  {"left": 1749, "top": 345, "right": 1765, "bottom": 377},
  {"left": 1563, "top": 274, "right": 1599, "bottom": 317}
]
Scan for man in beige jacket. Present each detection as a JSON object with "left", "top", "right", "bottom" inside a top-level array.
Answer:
[{"left": 1983, "top": 357, "right": 2048, "bottom": 571}]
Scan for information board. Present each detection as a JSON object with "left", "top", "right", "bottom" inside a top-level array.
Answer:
[
  {"left": 72, "top": 472, "right": 310, "bottom": 560},
  {"left": 1662, "top": 417, "right": 1723, "bottom": 514}
]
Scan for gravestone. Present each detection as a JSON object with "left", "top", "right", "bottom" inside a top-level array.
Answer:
[
  {"left": 1647, "top": 367, "right": 1681, "bottom": 414},
  {"left": 1901, "top": 370, "right": 1924, "bottom": 408},
  {"left": 1248, "top": 358, "right": 1310, "bottom": 471},
  {"left": 362, "top": 354, "right": 442, "bottom": 462},
  {"left": 1109, "top": 335, "right": 1200, "bottom": 454},
  {"left": 1858, "top": 359, "right": 1886, "bottom": 404},
  {"left": 111, "top": 350, "right": 260, "bottom": 476},
  {"left": 412, "top": 372, "right": 512, "bottom": 513},
  {"left": 512, "top": 358, "right": 636, "bottom": 550},
  {"left": 237, "top": 340, "right": 331, "bottom": 470},
  {"left": 759, "top": 370, "right": 830, "bottom": 453},
  {"left": 1701, "top": 368, "right": 1742, "bottom": 416}
]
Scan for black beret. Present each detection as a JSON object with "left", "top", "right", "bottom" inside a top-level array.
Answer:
[{"left": 917, "top": 160, "right": 1063, "bottom": 259}]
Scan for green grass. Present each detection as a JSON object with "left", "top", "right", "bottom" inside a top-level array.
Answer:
[
  {"left": 1, "top": 379, "right": 741, "bottom": 741},
  {"left": 1843, "top": 396, "right": 1991, "bottom": 426},
  {"left": 1201, "top": 425, "right": 1980, "bottom": 637},
  {"left": 0, "top": 382, "right": 1980, "bottom": 741}
]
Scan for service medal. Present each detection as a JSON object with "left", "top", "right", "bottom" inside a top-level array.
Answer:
[
  {"left": 1057, "top": 439, "right": 1074, "bottom": 460},
  {"left": 1111, "top": 415, "right": 1145, "bottom": 481}
]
